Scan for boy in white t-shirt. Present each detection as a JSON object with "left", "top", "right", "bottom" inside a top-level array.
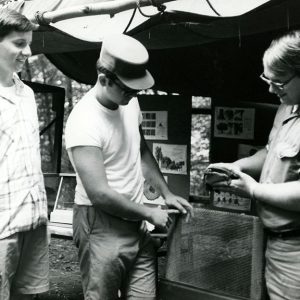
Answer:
[{"left": 65, "top": 34, "right": 193, "bottom": 300}]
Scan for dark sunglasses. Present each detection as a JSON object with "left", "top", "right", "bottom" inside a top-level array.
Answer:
[{"left": 112, "top": 78, "right": 140, "bottom": 95}]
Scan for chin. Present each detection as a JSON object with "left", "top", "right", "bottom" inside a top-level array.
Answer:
[
  {"left": 15, "top": 66, "right": 23, "bottom": 73},
  {"left": 15, "top": 62, "right": 25, "bottom": 72},
  {"left": 279, "top": 96, "right": 292, "bottom": 105},
  {"left": 122, "top": 97, "right": 132, "bottom": 104}
]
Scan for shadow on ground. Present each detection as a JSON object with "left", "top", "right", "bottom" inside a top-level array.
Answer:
[{"left": 38, "top": 238, "right": 84, "bottom": 300}]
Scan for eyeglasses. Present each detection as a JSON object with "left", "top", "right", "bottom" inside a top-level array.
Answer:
[
  {"left": 260, "top": 73, "right": 297, "bottom": 91},
  {"left": 112, "top": 78, "right": 139, "bottom": 95}
]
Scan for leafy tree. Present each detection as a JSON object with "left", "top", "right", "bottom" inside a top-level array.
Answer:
[{"left": 21, "top": 54, "right": 92, "bottom": 173}]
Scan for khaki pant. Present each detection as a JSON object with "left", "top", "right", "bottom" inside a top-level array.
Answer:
[
  {"left": 73, "top": 205, "right": 157, "bottom": 300},
  {"left": 0, "top": 225, "right": 49, "bottom": 300},
  {"left": 266, "top": 236, "right": 300, "bottom": 299}
]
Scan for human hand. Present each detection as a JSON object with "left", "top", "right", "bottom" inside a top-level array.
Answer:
[
  {"left": 164, "top": 193, "right": 194, "bottom": 222},
  {"left": 206, "top": 163, "right": 241, "bottom": 175},
  {"left": 211, "top": 170, "right": 258, "bottom": 199},
  {"left": 148, "top": 206, "right": 178, "bottom": 230},
  {"left": 204, "top": 163, "right": 241, "bottom": 188}
]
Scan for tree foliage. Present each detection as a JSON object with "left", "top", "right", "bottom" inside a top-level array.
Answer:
[{"left": 22, "top": 54, "right": 92, "bottom": 173}]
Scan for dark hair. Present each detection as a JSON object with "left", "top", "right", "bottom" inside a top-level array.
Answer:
[
  {"left": 96, "top": 62, "right": 117, "bottom": 81},
  {"left": 0, "top": 8, "right": 37, "bottom": 39},
  {"left": 263, "top": 30, "right": 300, "bottom": 77}
]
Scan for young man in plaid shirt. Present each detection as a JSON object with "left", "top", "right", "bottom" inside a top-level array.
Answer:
[{"left": 0, "top": 8, "right": 49, "bottom": 300}]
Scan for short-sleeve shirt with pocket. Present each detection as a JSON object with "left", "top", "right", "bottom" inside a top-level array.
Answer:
[{"left": 257, "top": 104, "right": 300, "bottom": 230}]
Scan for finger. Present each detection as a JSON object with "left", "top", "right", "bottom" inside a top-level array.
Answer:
[
  {"left": 210, "top": 186, "right": 232, "bottom": 195},
  {"left": 168, "top": 201, "right": 187, "bottom": 214},
  {"left": 211, "top": 180, "right": 230, "bottom": 188},
  {"left": 180, "top": 199, "right": 193, "bottom": 210},
  {"left": 166, "top": 209, "right": 181, "bottom": 214},
  {"left": 184, "top": 212, "right": 191, "bottom": 223},
  {"left": 187, "top": 207, "right": 194, "bottom": 218},
  {"left": 177, "top": 199, "right": 194, "bottom": 218}
]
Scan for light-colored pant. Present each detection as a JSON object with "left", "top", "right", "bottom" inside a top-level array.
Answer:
[
  {"left": 0, "top": 225, "right": 49, "bottom": 300},
  {"left": 73, "top": 205, "right": 157, "bottom": 300},
  {"left": 265, "top": 236, "right": 300, "bottom": 300}
]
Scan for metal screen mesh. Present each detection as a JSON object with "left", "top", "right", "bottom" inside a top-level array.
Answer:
[{"left": 165, "top": 207, "right": 265, "bottom": 300}]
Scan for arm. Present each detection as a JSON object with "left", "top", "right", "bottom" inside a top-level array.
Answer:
[
  {"left": 139, "top": 126, "right": 193, "bottom": 218},
  {"left": 233, "top": 148, "right": 267, "bottom": 179},
  {"left": 207, "top": 148, "right": 267, "bottom": 180},
  {"left": 254, "top": 180, "right": 300, "bottom": 211},
  {"left": 212, "top": 170, "right": 300, "bottom": 212},
  {"left": 71, "top": 146, "right": 174, "bottom": 228}
]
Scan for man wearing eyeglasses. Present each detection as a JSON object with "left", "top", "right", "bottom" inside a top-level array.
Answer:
[
  {"left": 65, "top": 34, "right": 193, "bottom": 300},
  {"left": 205, "top": 30, "right": 300, "bottom": 300}
]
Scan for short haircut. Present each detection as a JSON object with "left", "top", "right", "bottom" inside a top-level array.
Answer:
[
  {"left": 263, "top": 30, "right": 300, "bottom": 77},
  {"left": 0, "top": 8, "right": 37, "bottom": 39},
  {"left": 96, "top": 62, "right": 118, "bottom": 81}
]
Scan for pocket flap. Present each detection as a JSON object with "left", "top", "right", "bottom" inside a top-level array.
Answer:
[{"left": 277, "top": 142, "right": 300, "bottom": 158}]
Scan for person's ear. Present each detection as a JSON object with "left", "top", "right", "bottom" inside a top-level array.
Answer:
[{"left": 98, "top": 73, "right": 107, "bottom": 86}]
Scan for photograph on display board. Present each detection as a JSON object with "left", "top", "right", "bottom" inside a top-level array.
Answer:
[
  {"left": 153, "top": 143, "right": 187, "bottom": 175},
  {"left": 142, "top": 176, "right": 168, "bottom": 206},
  {"left": 141, "top": 111, "right": 168, "bottom": 140},
  {"left": 214, "top": 107, "right": 255, "bottom": 139}
]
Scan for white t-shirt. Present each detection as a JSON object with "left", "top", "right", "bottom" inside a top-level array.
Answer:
[{"left": 65, "top": 88, "right": 144, "bottom": 206}]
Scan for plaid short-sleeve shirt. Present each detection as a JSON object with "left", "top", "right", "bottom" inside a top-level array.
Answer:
[{"left": 0, "top": 74, "right": 48, "bottom": 239}]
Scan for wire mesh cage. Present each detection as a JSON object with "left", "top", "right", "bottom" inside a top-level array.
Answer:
[{"left": 165, "top": 207, "right": 266, "bottom": 300}]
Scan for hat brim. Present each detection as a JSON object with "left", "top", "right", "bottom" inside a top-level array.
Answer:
[{"left": 117, "top": 70, "right": 154, "bottom": 90}]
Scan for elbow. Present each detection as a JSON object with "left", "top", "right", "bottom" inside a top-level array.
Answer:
[{"left": 87, "top": 186, "right": 112, "bottom": 207}]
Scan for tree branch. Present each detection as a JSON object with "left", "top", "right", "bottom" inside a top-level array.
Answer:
[{"left": 32, "top": 0, "right": 174, "bottom": 25}]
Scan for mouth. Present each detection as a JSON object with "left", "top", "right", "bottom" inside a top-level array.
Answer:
[{"left": 16, "top": 58, "right": 27, "bottom": 64}]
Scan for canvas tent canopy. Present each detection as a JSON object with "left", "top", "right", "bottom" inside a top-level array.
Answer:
[{"left": 3, "top": 0, "right": 300, "bottom": 101}]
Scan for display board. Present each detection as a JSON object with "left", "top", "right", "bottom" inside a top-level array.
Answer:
[
  {"left": 211, "top": 100, "right": 278, "bottom": 164},
  {"left": 138, "top": 94, "right": 191, "bottom": 204}
]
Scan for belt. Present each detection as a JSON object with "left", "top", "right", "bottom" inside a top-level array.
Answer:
[{"left": 267, "top": 228, "right": 300, "bottom": 239}]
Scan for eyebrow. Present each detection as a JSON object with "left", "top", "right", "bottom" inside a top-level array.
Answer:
[{"left": 13, "top": 38, "right": 32, "bottom": 44}]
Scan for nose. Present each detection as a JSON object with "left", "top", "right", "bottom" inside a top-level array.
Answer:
[
  {"left": 22, "top": 44, "right": 32, "bottom": 57},
  {"left": 268, "top": 83, "right": 278, "bottom": 94}
]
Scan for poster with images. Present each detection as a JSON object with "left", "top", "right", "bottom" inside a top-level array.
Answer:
[
  {"left": 214, "top": 107, "right": 255, "bottom": 139},
  {"left": 141, "top": 111, "right": 168, "bottom": 140},
  {"left": 153, "top": 143, "right": 187, "bottom": 175}
]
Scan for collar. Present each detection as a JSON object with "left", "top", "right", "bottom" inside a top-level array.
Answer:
[
  {"left": 282, "top": 105, "right": 300, "bottom": 125},
  {"left": 0, "top": 73, "right": 25, "bottom": 104},
  {"left": 13, "top": 73, "right": 25, "bottom": 95}
]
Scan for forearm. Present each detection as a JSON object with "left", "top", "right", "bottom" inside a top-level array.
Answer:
[
  {"left": 71, "top": 146, "right": 155, "bottom": 222},
  {"left": 233, "top": 148, "right": 267, "bottom": 179},
  {"left": 88, "top": 186, "right": 153, "bottom": 221},
  {"left": 253, "top": 181, "right": 300, "bottom": 211},
  {"left": 141, "top": 146, "right": 171, "bottom": 198}
]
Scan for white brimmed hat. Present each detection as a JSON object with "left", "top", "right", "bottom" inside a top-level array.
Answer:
[{"left": 99, "top": 34, "right": 154, "bottom": 90}]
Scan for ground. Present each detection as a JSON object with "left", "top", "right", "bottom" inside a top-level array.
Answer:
[
  {"left": 37, "top": 236, "right": 167, "bottom": 300},
  {"left": 38, "top": 237, "right": 84, "bottom": 300}
]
